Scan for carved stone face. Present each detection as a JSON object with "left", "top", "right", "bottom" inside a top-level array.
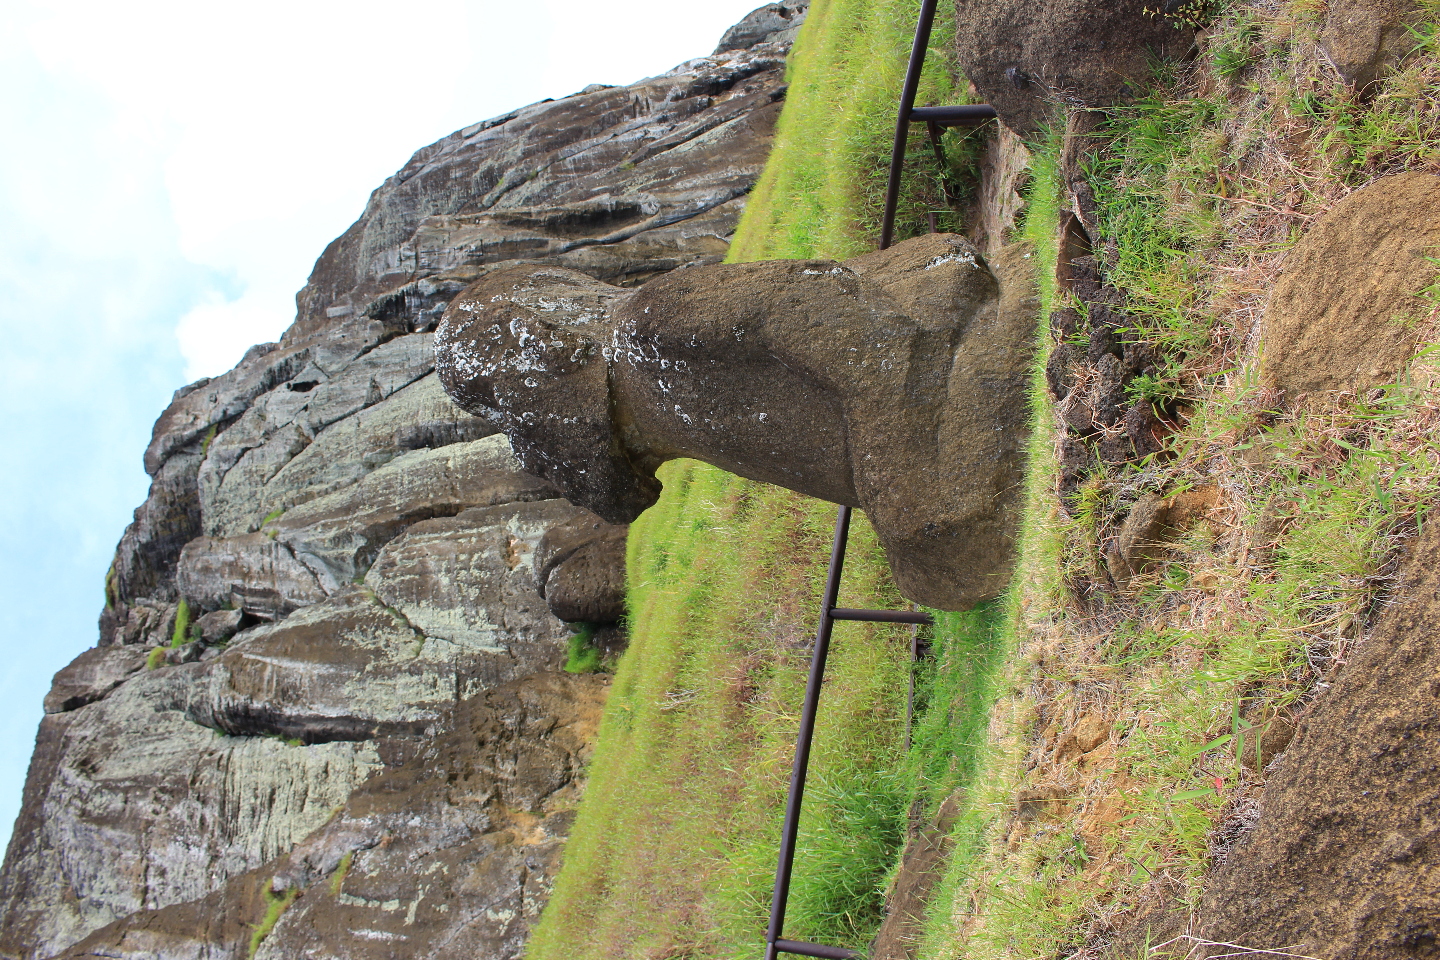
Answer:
[{"left": 435, "top": 233, "right": 1039, "bottom": 611}]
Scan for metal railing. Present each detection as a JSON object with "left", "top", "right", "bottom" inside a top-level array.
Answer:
[{"left": 762, "top": 1, "right": 997, "bottom": 957}]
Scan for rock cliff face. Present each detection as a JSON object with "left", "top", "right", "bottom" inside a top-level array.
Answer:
[{"left": 0, "top": 7, "right": 803, "bottom": 958}]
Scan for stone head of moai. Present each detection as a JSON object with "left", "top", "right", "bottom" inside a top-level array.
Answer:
[{"left": 435, "top": 233, "right": 1038, "bottom": 611}]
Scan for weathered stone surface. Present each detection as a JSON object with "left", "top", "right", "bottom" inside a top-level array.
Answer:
[
  {"left": 1262, "top": 171, "right": 1440, "bottom": 398},
  {"left": 42, "top": 646, "right": 150, "bottom": 715},
  {"left": 97, "top": 598, "right": 176, "bottom": 649},
  {"left": 177, "top": 533, "right": 329, "bottom": 620},
  {"left": 272, "top": 435, "right": 562, "bottom": 591},
  {"left": 535, "top": 513, "right": 629, "bottom": 624},
  {"left": 1103, "top": 486, "right": 1219, "bottom": 585},
  {"left": 194, "top": 609, "right": 244, "bottom": 645},
  {"left": 198, "top": 334, "right": 436, "bottom": 539},
  {"left": 716, "top": 0, "right": 808, "bottom": 53},
  {"left": 951, "top": 0, "right": 1192, "bottom": 136},
  {"left": 0, "top": 667, "right": 380, "bottom": 960},
  {"left": 54, "top": 673, "right": 607, "bottom": 960},
  {"left": 365, "top": 500, "right": 582, "bottom": 654},
  {"left": 1320, "top": 0, "right": 1423, "bottom": 89},
  {"left": 1196, "top": 515, "right": 1440, "bottom": 958},
  {"left": 437, "top": 233, "right": 1039, "bottom": 610}
]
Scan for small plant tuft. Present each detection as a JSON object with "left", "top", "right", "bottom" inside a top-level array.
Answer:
[
  {"left": 564, "top": 625, "right": 604, "bottom": 674},
  {"left": 328, "top": 851, "right": 355, "bottom": 896},
  {"left": 170, "top": 599, "right": 191, "bottom": 649},
  {"left": 247, "top": 883, "right": 300, "bottom": 959}
]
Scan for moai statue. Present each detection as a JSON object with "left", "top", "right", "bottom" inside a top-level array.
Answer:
[{"left": 436, "top": 233, "right": 1037, "bottom": 611}]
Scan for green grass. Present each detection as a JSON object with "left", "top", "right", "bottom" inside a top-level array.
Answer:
[
  {"left": 539, "top": 2, "right": 1440, "bottom": 957},
  {"left": 528, "top": 2, "right": 995, "bottom": 955},
  {"left": 528, "top": 464, "right": 912, "bottom": 958},
  {"left": 564, "top": 625, "right": 604, "bottom": 674},
  {"left": 169, "top": 598, "right": 191, "bottom": 648},
  {"left": 247, "top": 883, "right": 300, "bottom": 959},
  {"left": 328, "top": 851, "right": 354, "bottom": 896},
  {"left": 728, "top": 0, "right": 976, "bottom": 261}
]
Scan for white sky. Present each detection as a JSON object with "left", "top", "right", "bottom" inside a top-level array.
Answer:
[{"left": 0, "top": 0, "right": 772, "bottom": 868}]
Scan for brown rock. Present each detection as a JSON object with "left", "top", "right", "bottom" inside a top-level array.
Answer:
[
  {"left": 1320, "top": 0, "right": 1423, "bottom": 89},
  {"left": 534, "top": 514, "right": 629, "bottom": 624},
  {"left": 42, "top": 646, "right": 149, "bottom": 714},
  {"left": 436, "top": 234, "right": 1039, "bottom": 611},
  {"left": 951, "top": 0, "right": 1194, "bottom": 136},
  {"left": 1196, "top": 519, "right": 1440, "bottom": 957},
  {"left": 1106, "top": 485, "right": 1220, "bottom": 584},
  {"left": 1262, "top": 171, "right": 1440, "bottom": 398}
]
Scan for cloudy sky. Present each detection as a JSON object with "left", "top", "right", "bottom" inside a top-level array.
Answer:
[{"left": 0, "top": 0, "right": 771, "bottom": 861}]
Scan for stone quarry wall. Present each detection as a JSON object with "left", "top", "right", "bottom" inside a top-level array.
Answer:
[{"left": 0, "top": 6, "right": 804, "bottom": 959}]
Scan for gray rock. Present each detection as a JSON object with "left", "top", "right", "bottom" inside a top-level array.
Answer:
[
  {"left": 951, "top": 0, "right": 1193, "bottom": 135},
  {"left": 364, "top": 499, "right": 583, "bottom": 655},
  {"left": 53, "top": 673, "right": 608, "bottom": 960},
  {"left": 177, "top": 533, "right": 330, "bottom": 620},
  {"left": 715, "top": 1, "right": 809, "bottom": 53},
  {"left": 42, "top": 646, "right": 150, "bottom": 714},
  {"left": 272, "top": 435, "right": 562, "bottom": 590},
  {"left": 437, "top": 234, "right": 1040, "bottom": 611},
  {"left": 194, "top": 609, "right": 244, "bottom": 644},
  {"left": 0, "top": 667, "right": 380, "bottom": 959}
]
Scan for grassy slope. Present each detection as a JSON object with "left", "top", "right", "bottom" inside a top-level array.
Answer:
[
  {"left": 534, "top": 2, "right": 1440, "bottom": 959},
  {"left": 527, "top": 3, "right": 976, "bottom": 956},
  {"left": 923, "top": 5, "right": 1440, "bottom": 956}
]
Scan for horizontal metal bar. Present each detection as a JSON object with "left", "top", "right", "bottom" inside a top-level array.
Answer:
[
  {"left": 907, "top": 104, "right": 998, "bottom": 126},
  {"left": 829, "top": 607, "right": 934, "bottom": 625},
  {"left": 773, "top": 939, "right": 860, "bottom": 959}
]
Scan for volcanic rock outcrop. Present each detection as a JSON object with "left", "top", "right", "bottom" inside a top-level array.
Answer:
[
  {"left": 0, "top": 8, "right": 802, "bottom": 959},
  {"left": 435, "top": 232, "right": 1039, "bottom": 611}
]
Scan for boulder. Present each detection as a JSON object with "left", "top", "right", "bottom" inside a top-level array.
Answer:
[
  {"left": 193, "top": 608, "right": 244, "bottom": 644},
  {"left": 534, "top": 513, "right": 629, "bottom": 624},
  {"left": 951, "top": 0, "right": 1193, "bottom": 136},
  {"left": 436, "top": 233, "right": 1040, "bottom": 611},
  {"left": 1262, "top": 171, "right": 1440, "bottom": 398},
  {"left": 1320, "top": 0, "right": 1423, "bottom": 89}
]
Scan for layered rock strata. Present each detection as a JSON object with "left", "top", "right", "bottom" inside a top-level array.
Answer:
[
  {"left": 435, "top": 233, "right": 1039, "bottom": 611},
  {"left": 0, "top": 8, "right": 803, "bottom": 959}
]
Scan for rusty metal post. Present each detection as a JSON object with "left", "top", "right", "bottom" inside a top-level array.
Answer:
[
  {"left": 765, "top": 506, "right": 852, "bottom": 960},
  {"left": 879, "top": 0, "right": 941, "bottom": 250}
]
